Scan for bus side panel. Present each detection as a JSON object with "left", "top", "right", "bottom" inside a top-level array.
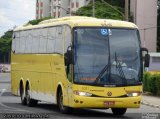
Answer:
[
  {"left": 11, "top": 53, "right": 70, "bottom": 104},
  {"left": 52, "top": 55, "right": 71, "bottom": 106}
]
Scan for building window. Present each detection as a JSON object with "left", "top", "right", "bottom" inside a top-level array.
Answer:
[
  {"left": 71, "top": 2, "right": 74, "bottom": 8},
  {"left": 76, "top": 2, "right": 79, "bottom": 8},
  {"left": 54, "top": 12, "right": 56, "bottom": 17},
  {"left": 41, "top": 2, "right": 43, "bottom": 7},
  {"left": 68, "top": 8, "right": 70, "bottom": 13},
  {"left": 37, "top": 2, "right": 39, "bottom": 7}
]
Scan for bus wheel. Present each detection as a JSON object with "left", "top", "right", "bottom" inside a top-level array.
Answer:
[
  {"left": 57, "top": 89, "right": 72, "bottom": 113},
  {"left": 20, "top": 83, "right": 26, "bottom": 105},
  {"left": 111, "top": 108, "right": 127, "bottom": 115},
  {"left": 26, "top": 84, "right": 38, "bottom": 107}
]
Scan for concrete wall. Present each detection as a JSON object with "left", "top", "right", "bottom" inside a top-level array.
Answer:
[
  {"left": 148, "top": 53, "right": 160, "bottom": 71},
  {"left": 43, "top": 0, "right": 50, "bottom": 18},
  {"left": 130, "top": 0, "right": 157, "bottom": 52}
]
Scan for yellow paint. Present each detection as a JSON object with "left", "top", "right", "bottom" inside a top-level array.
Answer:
[{"left": 11, "top": 16, "right": 142, "bottom": 108}]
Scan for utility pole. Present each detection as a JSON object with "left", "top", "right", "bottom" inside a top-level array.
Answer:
[
  {"left": 125, "top": 0, "right": 129, "bottom": 21},
  {"left": 92, "top": 0, "right": 95, "bottom": 17}
]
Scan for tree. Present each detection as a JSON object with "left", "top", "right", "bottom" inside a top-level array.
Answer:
[
  {"left": 28, "top": 17, "right": 52, "bottom": 25},
  {"left": 0, "top": 30, "right": 13, "bottom": 63},
  {"left": 76, "top": 1, "right": 124, "bottom": 20},
  {"left": 0, "top": 17, "right": 53, "bottom": 63}
]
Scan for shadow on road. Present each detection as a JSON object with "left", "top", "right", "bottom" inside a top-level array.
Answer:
[{"left": 2, "top": 102, "right": 135, "bottom": 118}]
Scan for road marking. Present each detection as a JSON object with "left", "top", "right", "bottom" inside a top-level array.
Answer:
[
  {"left": 142, "top": 101, "right": 160, "bottom": 110},
  {"left": 0, "top": 89, "right": 31, "bottom": 113},
  {"left": 0, "top": 103, "right": 31, "bottom": 112},
  {"left": 0, "top": 89, "right": 6, "bottom": 96}
]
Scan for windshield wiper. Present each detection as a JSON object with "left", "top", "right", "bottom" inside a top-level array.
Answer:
[{"left": 94, "top": 63, "right": 110, "bottom": 84}]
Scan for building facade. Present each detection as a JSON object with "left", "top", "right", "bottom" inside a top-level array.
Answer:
[
  {"left": 36, "top": 0, "right": 90, "bottom": 19},
  {"left": 148, "top": 53, "right": 160, "bottom": 72},
  {"left": 130, "top": 0, "right": 157, "bottom": 52},
  {"left": 36, "top": 0, "right": 50, "bottom": 19}
]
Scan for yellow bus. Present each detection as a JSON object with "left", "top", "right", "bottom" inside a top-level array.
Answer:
[{"left": 11, "top": 16, "right": 150, "bottom": 115}]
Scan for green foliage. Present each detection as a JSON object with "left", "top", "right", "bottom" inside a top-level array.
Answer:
[
  {"left": 1, "top": 30, "right": 13, "bottom": 39},
  {"left": 143, "top": 72, "right": 160, "bottom": 96},
  {"left": 76, "top": 1, "right": 124, "bottom": 20},
  {"left": 28, "top": 17, "right": 52, "bottom": 25},
  {"left": 0, "top": 38, "right": 12, "bottom": 54},
  {"left": 0, "top": 17, "right": 53, "bottom": 63},
  {"left": 0, "top": 30, "right": 13, "bottom": 63},
  {"left": 0, "top": 30, "right": 13, "bottom": 54}
]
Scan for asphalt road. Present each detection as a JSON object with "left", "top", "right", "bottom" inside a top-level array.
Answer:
[{"left": 0, "top": 73, "right": 160, "bottom": 119}]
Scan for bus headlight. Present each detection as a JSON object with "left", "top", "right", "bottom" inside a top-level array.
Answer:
[
  {"left": 73, "top": 90, "right": 92, "bottom": 97},
  {"left": 127, "top": 92, "right": 142, "bottom": 97}
]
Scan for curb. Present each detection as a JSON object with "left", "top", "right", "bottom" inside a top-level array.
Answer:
[{"left": 141, "top": 101, "right": 160, "bottom": 109}]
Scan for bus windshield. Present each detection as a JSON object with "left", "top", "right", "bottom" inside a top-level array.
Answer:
[{"left": 74, "top": 28, "right": 141, "bottom": 86}]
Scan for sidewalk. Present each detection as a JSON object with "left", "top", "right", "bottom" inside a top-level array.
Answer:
[{"left": 142, "top": 95, "right": 160, "bottom": 109}]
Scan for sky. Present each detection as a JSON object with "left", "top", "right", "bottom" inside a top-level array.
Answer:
[{"left": 0, "top": 0, "right": 35, "bottom": 37}]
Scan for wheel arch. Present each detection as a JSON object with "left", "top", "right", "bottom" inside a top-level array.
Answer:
[
  {"left": 56, "top": 83, "right": 64, "bottom": 104},
  {"left": 19, "top": 79, "right": 25, "bottom": 96},
  {"left": 25, "top": 79, "right": 31, "bottom": 91}
]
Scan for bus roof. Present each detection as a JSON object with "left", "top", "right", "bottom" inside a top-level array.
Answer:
[{"left": 14, "top": 16, "right": 138, "bottom": 31}]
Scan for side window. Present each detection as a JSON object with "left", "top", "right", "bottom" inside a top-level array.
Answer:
[
  {"left": 12, "top": 32, "right": 17, "bottom": 52},
  {"left": 47, "top": 27, "right": 56, "bottom": 53},
  {"left": 19, "top": 31, "right": 26, "bottom": 53},
  {"left": 64, "top": 26, "right": 72, "bottom": 53},
  {"left": 55, "top": 26, "right": 63, "bottom": 54},
  {"left": 39, "top": 28, "right": 48, "bottom": 53},
  {"left": 32, "top": 29, "right": 40, "bottom": 53},
  {"left": 64, "top": 26, "right": 72, "bottom": 81},
  {"left": 15, "top": 32, "right": 20, "bottom": 53},
  {"left": 25, "top": 30, "right": 32, "bottom": 53}
]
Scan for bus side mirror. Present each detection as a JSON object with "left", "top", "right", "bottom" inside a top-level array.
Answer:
[
  {"left": 65, "top": 46, "right": 73, "bottom": 65},
  {"left": 141, "top": 48, "right": 150, "bottom": 67},
  {"left": 144, "top": 54, "right": 150, "bottom": 67}
]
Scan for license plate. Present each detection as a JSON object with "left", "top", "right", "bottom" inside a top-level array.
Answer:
[{"left": 104, "top": 101, "right": 115, "bottom": 106}]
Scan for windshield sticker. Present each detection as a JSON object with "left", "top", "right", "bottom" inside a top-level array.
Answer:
[
  {"left": 77, "top": 29, "right": 84, "bottom": 34},
  {"left": 109, "top": 29, "right": 112, "bottom": 35},
  {"left": 101, "top": 29, "right": 108, "bottom": 36}
]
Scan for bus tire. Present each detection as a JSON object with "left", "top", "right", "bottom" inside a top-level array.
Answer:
[
  {"left": 57, "top": 89, "right": 72, "bottom": 113},
  {"left": 20, "top": 82, "right": 26, "bottom": 105},
  {"left": 111, "top": 108, "right": 127, "bottom": 115},
  {"left": 26, "top": 84, "right": 38, "bottom": 107}
]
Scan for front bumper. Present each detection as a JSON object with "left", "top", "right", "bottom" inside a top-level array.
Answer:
[{"left": 71, "top": 95, "right": 141, "bottom": 108}]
